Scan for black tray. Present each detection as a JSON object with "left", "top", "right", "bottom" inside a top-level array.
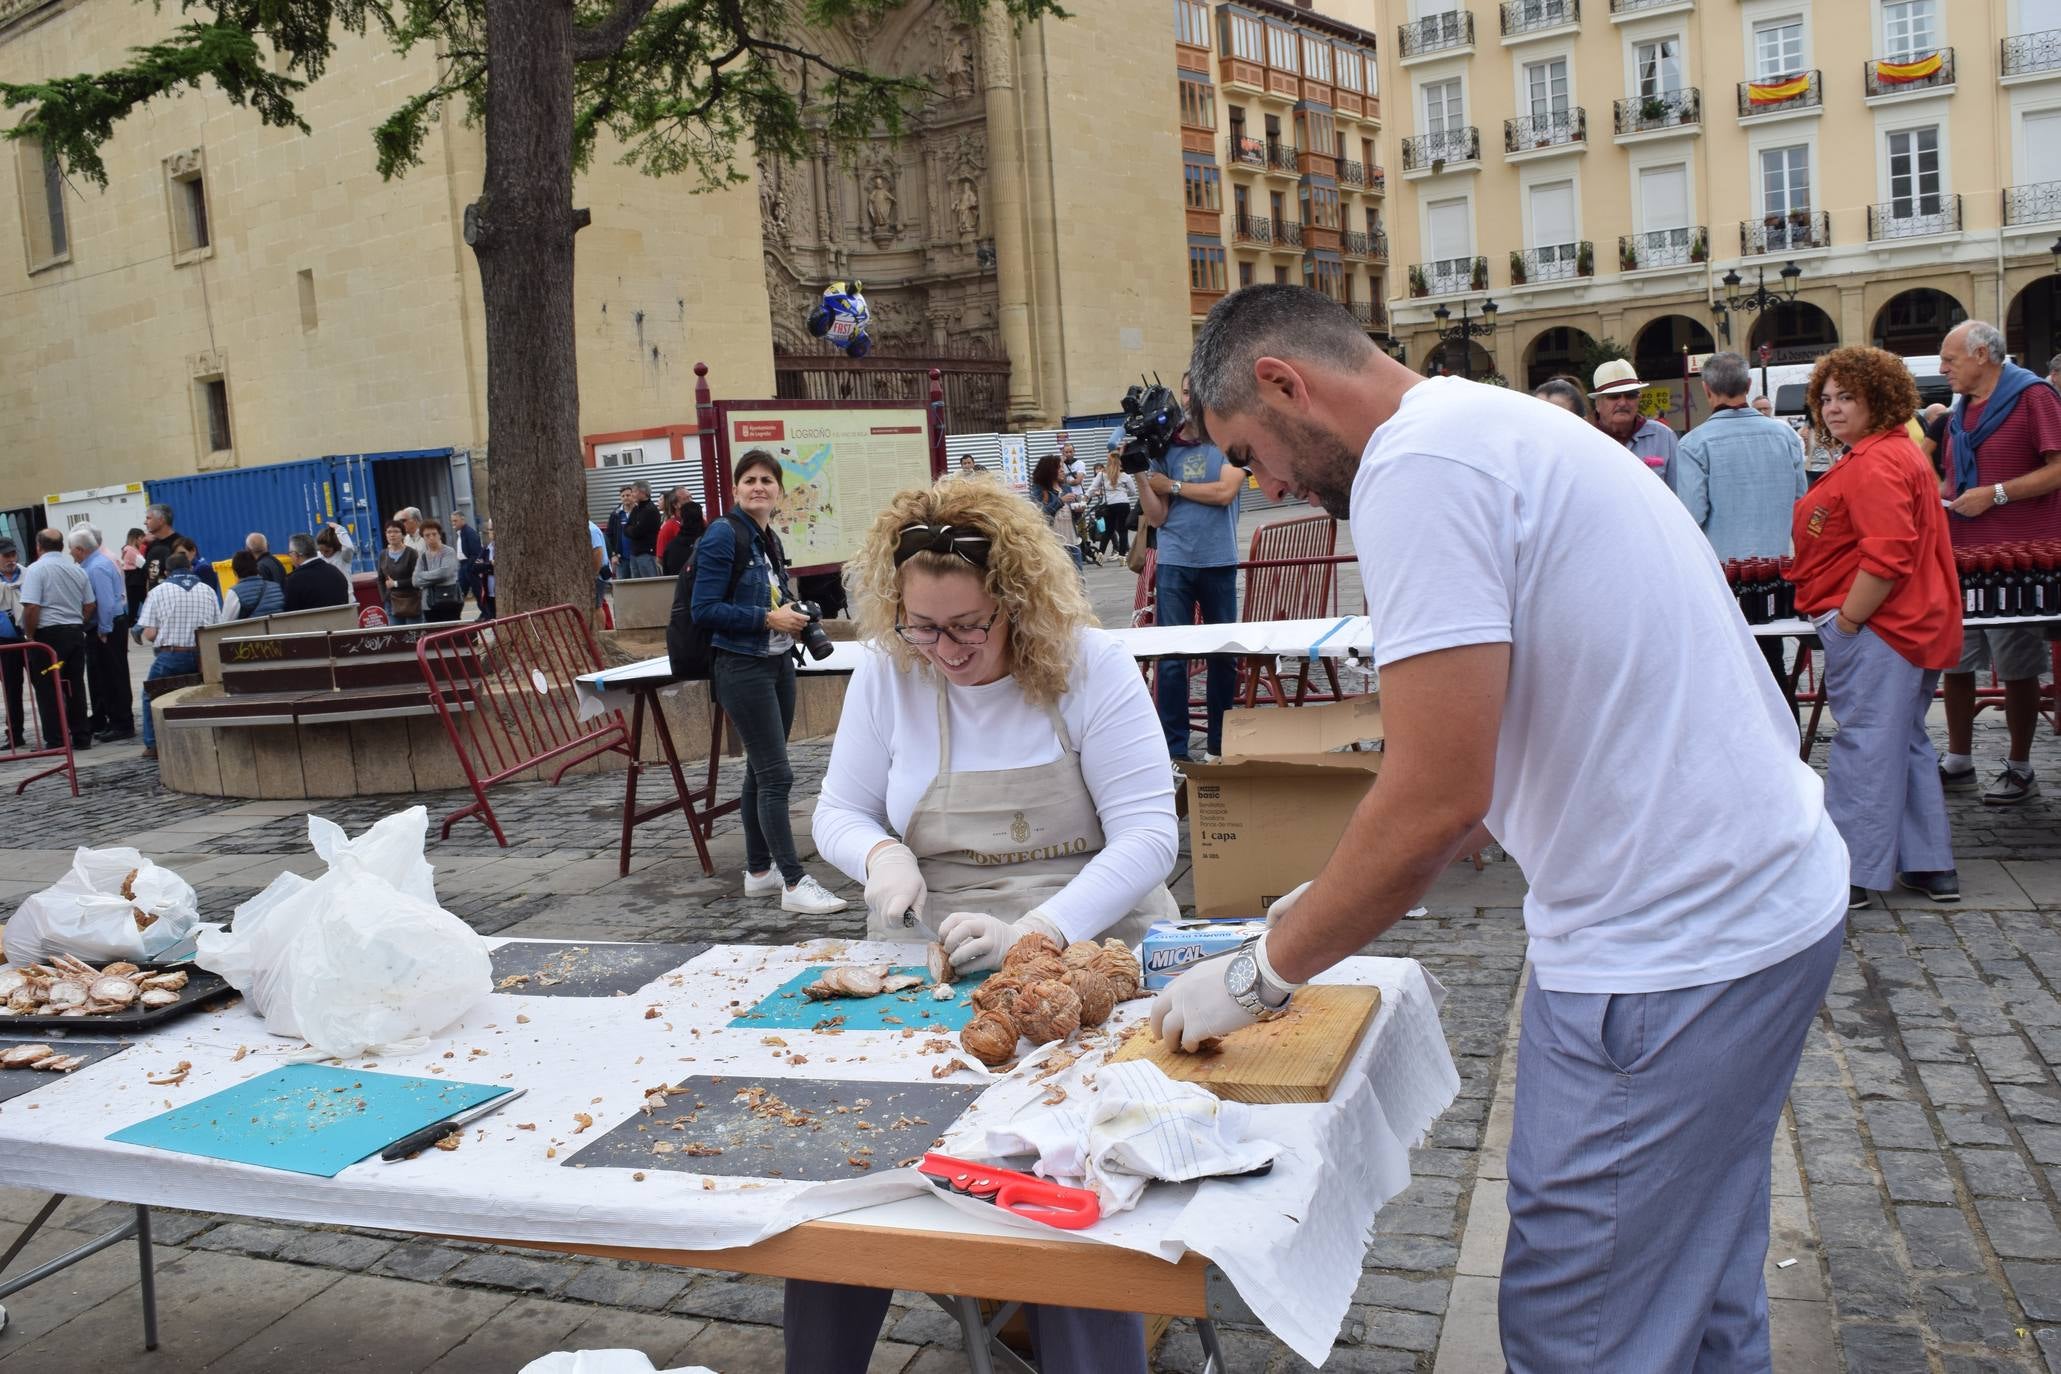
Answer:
[{"left": 2, "top": 962, "right": 236, "bottom": 1032}]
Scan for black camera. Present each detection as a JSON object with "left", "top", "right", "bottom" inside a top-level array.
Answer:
[
  {"left": 1117, "top": 378, "right": 1186, "bottom": 474},
  {"left": 790, "top": 600, "right": 836, "bottom": 662}
]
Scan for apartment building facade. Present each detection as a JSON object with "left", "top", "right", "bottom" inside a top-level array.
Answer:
[{"left": 1380, "top": 0, "right": 2061, "bottom": 392}]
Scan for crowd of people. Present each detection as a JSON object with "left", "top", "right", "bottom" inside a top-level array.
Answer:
[{"left": 0, "top": 499, "right": 496, "bottom": 760}]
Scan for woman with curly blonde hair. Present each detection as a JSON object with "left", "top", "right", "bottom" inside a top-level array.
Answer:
[
  {"left": 1788, "top": 345, "right": 1963, "bottom": 908},
  {"left": 797, "top": 477, "right": 1176, "bottom": 1372}
]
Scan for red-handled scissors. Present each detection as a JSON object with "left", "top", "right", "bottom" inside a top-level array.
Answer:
[{"left": 916, "top": 1153, "right": 1102, "bottom": 1230}]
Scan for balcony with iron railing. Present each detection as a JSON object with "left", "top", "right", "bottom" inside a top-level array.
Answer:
[
  {"left": 1500, "top": 0, "right": 1577, "bottom": 38},
  {"left": 1233, "top": 212, "right": 1273, "bottom": 245},
  {"left": 1740, "top": 209, "right": 1830, "bottom": 256},
  {"left": 1347, "top": 299, "right": 1390, "bottom": 331},
  {"left": 1867, "top": 193, "right": 1962, "bottom": 241},
  {"left": 2005, "top": 180, "right": 2061, "bottom": 226},
  {"left": 1617, "top": 227, "right": 1708, "bottom": 271},
  {"left": 1369, "top": 165, "right": 1387, "bottom": 193},
  {"left": 1273, "top": 217, "right": 1305, "bottom": 248},
  {"left": 1609, "top": 0, "right": 1691, "bottom": 13},
  {"left": 1266, "top": 143, "right": 1303, "bottom": 174},
  {"left": 1864, "top": 48, "right": 1954, "bottom": 98},
  {"left": 1737, "top": 70, "right": 1822, "bottom": 118},
  {"left": 1342, "top": 228, "right": 1390, "bottom": 260},
  {"left": 1508, "top": 242, "right": 1591, "bottom": 285},
  {"left": 1228, "top": 136, "right": 1269, "bottom": 170},
  {"left": 1505, "top": 109, "right": 1586, "bottom": 154},
  {"left": 1401, "top": 127, "right": 1481, "bottom": 172},
  {"left": 2001, "top": 28, "right": 2061, "bottom": 78},
  {"left": 1399, "top": 10, "right": 1475, "bottom": 60},
  {"left": 1613, "top": 89, "right": 1700, "bottom": 137},
  {"left": 1409, "top": 255, "right": 1488, "bottom": 297}
]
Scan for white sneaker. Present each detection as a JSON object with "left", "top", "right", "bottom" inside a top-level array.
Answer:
[
  {"left": 743, "top": 868, "right": 782, "bottom": 897},
  {"left": 781, "top": 874, "right": 849, "bottom": 914}
]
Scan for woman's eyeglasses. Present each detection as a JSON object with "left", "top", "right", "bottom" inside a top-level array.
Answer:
[{"left": 895, "top": 610, "right": 1001, "bottom": 647}]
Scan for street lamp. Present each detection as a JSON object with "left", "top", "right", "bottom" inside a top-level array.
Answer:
[
  {"left": 1432, "top": 298, "right": 1498, "bottom": 380},
  {"left": 1710, "top": 261, "right": 1803, "bottom": 348}
]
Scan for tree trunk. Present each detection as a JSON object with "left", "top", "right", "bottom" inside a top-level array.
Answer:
[{"left": 470, "top": 0, "right": 589, "bottom": 621}]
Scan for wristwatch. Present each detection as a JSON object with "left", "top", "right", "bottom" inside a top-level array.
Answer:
[
  {"left": 1995, "top": 483, "right": 2010, "bottom": 507},
  {"left": 1170, "top": 479, "right": 1185, "bottom": 499},
  {"left": 1224, "top": 937, "right": 1293, "bottom": 1019}
]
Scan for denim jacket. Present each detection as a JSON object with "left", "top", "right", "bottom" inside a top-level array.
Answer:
[{"left": 690, "top": 512, "right": 796, "bottom": 658}]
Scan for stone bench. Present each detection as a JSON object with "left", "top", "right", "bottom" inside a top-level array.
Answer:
[
  {"left": 161, "top": 625, "right": 476, "bottom": 730},
  {"left": 195, "top": 604, "right": 361, "bottom": 685}
]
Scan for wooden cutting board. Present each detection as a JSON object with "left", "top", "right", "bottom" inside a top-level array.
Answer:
[{"left": 1109, "top": 984, "right": 1381, "bottom": 1104}]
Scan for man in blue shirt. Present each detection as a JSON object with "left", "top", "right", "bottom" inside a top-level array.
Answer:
[
  {"left": 0, "top": 539, "right": 25, "bottom": 749},
  {"left": 1135, "top": 375, "right": 1246, "bottom": 761},
  {"left": 68, "top": 526, "right": 134, "bottom": 740}
]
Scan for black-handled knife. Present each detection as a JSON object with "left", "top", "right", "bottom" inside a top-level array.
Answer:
[{"left": 380, "top": 1088, "right": 526, "bottom": 1162}]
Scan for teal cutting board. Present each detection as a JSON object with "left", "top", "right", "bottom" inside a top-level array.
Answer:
[{"left": 729, "top": 966, "right": 990, "bottom": 1032}]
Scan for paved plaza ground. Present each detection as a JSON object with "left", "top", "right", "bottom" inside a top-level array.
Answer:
[{"left": 1, "top": 532, "right": 2060, "bottom": 1371}]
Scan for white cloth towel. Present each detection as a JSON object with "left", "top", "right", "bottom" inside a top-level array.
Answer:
[
  {"left": 973, "top": 1060, "right": 1282, "bottom": 1214},
  {"left": 519, "top": 1354, "right": 715, "bottom": 1374}
]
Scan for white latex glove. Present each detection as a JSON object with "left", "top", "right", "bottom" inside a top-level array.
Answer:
[
  {"left": 1149, "top": 956, "right": 1259, "bottom": 1053},
  {"left": 938, "top": 910, "right": 1063, "bottom": 973},
  {"left": 863, "top": 842, "right": 929, "bottom": 935},
  {"left": 1266, "top": 880, "right": 1313, "bottom": 929}
]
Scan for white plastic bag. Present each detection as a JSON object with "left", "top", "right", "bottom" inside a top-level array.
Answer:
[
  {"left": 5, "top": 847, "right": 199, "bottom": 967},
  {"left": 519, "top": 1354, "right": 715, "bottom": 1374},
  {"left": 194, "top": 807, "right": 492, "bottom": 1059}
]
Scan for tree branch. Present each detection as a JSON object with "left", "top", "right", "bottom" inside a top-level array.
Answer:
[{"left": 572, "top": 0, "right": 665, "bottom": 62}]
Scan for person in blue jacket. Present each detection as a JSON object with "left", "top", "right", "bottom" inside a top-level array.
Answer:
[{"left": 692, "top": 448, "right": 848, "bottom": 915}]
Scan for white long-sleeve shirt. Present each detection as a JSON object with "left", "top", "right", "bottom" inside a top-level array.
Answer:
[{"left": 812, "top": 628, "right": 1178, "bottom": 942}]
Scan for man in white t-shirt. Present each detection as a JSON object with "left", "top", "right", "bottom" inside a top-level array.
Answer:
[{"left": 1153, "top": 285, "right": 1849, "bottom": 1371}]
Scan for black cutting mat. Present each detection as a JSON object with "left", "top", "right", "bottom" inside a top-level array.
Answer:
[
  {"left": 489, "top": 941, "right": 709, "bottom": 997},
  {"left": 563, "top": 1074, "right": 981, "bottom": 1182},
  {"left": 0, "top": 1040, "right": 129, "bottom": 1102}
]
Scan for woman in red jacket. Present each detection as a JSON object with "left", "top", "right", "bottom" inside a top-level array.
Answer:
[{"left": 1788, "top": 346, "right": 1964, "bottom": 910}]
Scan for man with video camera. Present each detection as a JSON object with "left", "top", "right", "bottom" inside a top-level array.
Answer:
[{"left": 1132, "top": 372, "right": 1245, "bottom": 763}]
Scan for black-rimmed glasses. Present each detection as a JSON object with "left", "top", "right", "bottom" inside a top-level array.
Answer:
[{"left": 894, "top": 610, "right": 1002, "bottom": 647}]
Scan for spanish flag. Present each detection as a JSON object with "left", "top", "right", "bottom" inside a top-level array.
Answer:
[
  {"left": 1873, "top": 51, "right": 1943, "bottom": 83},
  {"left": 1748, "top": 73, "right": 1812, "bottom": 104}
]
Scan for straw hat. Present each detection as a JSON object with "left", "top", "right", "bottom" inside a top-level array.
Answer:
[{"left": 1588, "top": 359, "right": 1645, "bottom": 398}]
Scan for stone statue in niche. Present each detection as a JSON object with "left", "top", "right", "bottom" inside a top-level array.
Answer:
[
  {"left": 866, "top": 171, "right": 898, "bottom": 236},
  {"left": 942, "top": 29, "right": 978, "bottom": 98},
  {"left": 952, "top": 178, "right": 980, "bottom": 238}
]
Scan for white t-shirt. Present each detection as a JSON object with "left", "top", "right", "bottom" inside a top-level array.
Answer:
[
  {"left": 812, "top": 628, "right": 1178, "bottom": 942},
  {"left": 1352, "top": 377, "right": 1847, "bottom": 994}
]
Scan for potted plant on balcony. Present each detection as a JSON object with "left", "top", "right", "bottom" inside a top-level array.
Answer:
[
  {"left": 1470, "top": 258, "right": 1489, "bottom": 291},
  {"left": 1576, "top": 241, "right": 1594, "bottom": 276},
  {"left": 1509, "top": 249, "right": 1528, "bottom": 286},
  {"left": 1409, "top": 264, "right": 1429, "bottom": 298},
  {"left": 1690, "top": 228, "right": 1709, "bottom": 263},
  {"left": 1620, "top": 240, "right": 1639, "bottom": 271},
  {"left": 1641, "top": 95, "right": 1668, "bottom": 125}
]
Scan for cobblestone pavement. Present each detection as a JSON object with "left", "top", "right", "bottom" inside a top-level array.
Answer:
[{"left": 0, "top": 592, "right": 2059, "bottom": 1368}]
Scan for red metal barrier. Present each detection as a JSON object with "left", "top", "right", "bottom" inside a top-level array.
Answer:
[
  {"left": 415, "top": 605, "right": 630, "bottom": 844},
  {"left": 0, "top": 640, "right": 79, "bottom": 797}
]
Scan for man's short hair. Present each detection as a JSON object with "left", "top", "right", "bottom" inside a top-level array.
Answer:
[
  {"left": 146, "top": 502, "right": 172, "bottom": 525},
  {"left": 35, "top": 529, "right": 62, "bottom": 553},
  {"left": 246, "top": 532, "right": 269, "bottom": 554},
  {"left": 1960, "top": 320, "right": 2008, "bottom": 365},
  {"left": 1701, "top": 351, "right": 1752, "bottom": 399},
  {"left": 166, "top": 551, "right": 192, "bottom": 572},
  {"left": 66, "top": 526, "right": 99, "bottom": 552},
  {"left": 1188, "top": 284, "right": 1378, "bottom": 432},
  {"left": 173, "top": 536, "right": 199, "bottom": 555},
  {"left": 2047, "top": 354, "right": 2061, "bottom": 379},
  {"left": 288, "top": 533, "right": 317, "bottom": 560}
]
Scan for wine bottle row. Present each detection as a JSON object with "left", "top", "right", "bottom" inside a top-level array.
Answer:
[{"left": 1722, "top": 544, "right": 2061, "bottom": 625}]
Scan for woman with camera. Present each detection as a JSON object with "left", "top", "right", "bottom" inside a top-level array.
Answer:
[
  {"left": 793, "top": 479, "right": 1179, "bottom": 1374},
  {"left": 693, "top": 449, "right": 848, "bottom": 915}
]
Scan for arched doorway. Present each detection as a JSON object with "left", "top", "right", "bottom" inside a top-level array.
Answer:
[
  {"left": 2007, "top": 275, "right": 2061, "bottom": 371},
  {"left": 1872, "top": 288, "right": 1966, "bottom": 357},
  {"left": 1523, "top": 326, "right": 1598, "bottom": 390},
  {"left": 1424, "top": 338, "right": 1495, "bottom": 380},
  {"left": 1632, "top": 315, "right": 1715, "bottom": 381},
  {"left": 1747, "top": 301, "right": 1838, "bottom": 364}
]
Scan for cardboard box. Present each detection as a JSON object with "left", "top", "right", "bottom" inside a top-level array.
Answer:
[
  {"left": 1142, "top": 918, "right": 1268, "bottom": 989},
  {"left": 1184, "top": 697, "right": 1382, "bottom": 918}
]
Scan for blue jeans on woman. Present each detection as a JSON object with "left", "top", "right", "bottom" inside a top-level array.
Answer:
[
  {"left": 140, "top": 649, "right": 199, "bottom": 750},
  {"left": 711, "top": 649, "right": 803, "bottom": 885}
]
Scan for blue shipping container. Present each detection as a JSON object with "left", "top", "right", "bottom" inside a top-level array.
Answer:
[{"left": 145, "top": 460, "right": 338, "bottom": 570}]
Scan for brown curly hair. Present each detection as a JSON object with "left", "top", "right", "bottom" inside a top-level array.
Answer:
[
  {"left": 1805, "top": 345, "right": 1920, "bottom": 439},
  {"left": 843, "top": 477, "right": 1097, "bottom": 707}
]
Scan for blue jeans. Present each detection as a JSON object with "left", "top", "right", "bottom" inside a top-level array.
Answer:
[
  {"left": 140, "top": 649, "right": 198, "bottom": 749},
  {"left": 1154, "top": 562, "right": 1238, "bottom": 758},
  {"left": 711, "top": 649, "right": 803, "bottom": 885}
]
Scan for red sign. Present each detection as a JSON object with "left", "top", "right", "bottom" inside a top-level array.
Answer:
[
  {"left": 734, "top": 420, "right": 785, "bottom": 442},
  {"left": 358, "top": 605, "right": 390, "bottom": 629}
]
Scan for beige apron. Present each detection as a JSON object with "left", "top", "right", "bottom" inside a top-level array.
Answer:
[{"left": 878, "top": 682, "right": 1177, "bottom": 947}]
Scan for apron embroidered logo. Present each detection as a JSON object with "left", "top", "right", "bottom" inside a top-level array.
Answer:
[
  {"left": 967, "top": 837, "right": 1093, "bottom": 866},
  {"left": 1009, "top": 811, "right": 1030, "bottom": 843},
  {"left": 1805, "top": 506, "right": 1828, "bottom": 539}
]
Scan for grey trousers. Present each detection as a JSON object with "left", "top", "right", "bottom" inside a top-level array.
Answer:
[
  {"left": 1501, "top": 923, "right": 1843, "bottom": 1373},
  {"left": 1818, "top": 619, "right": 1955, "bottom": 889},
  {"left": 783, "top": 1279, "right": 1147, "bottom": 1374}
]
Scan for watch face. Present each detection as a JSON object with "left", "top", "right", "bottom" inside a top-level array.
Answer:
[{"left": 1225, "top": 953, "right": 1259, "bottom": 999}]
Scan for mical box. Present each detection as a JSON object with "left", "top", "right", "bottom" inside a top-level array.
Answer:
[
  {"left": 1184, "top": 696, "right": 1382, "bottom": 919},
  {"left": 1141, "top": 919, "right": 1268, "bottom": 990}
]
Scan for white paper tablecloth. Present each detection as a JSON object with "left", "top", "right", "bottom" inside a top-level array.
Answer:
[{"left": 0, "top": 938, "right": 1455, "bottom": 1361}]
